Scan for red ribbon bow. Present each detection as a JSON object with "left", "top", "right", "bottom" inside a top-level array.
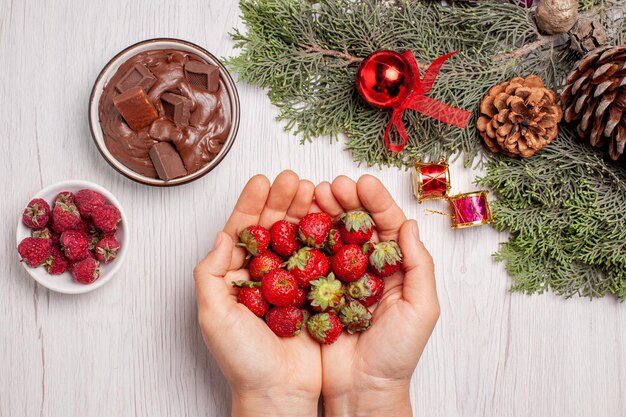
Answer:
[{"left": 384, "top": 50, "right": 472, "bottom": 153}]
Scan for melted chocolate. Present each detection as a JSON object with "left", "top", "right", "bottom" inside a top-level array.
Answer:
[{"left": 98, "top": 49, "right": 232, "bottom": 178}]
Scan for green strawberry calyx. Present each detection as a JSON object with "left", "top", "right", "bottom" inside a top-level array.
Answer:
[
  {"left": 232, "top": 280, "right": 262, "bottom": 288},
  {"left": 339, "top": 301, "right": 372, "bottom": 334},
  {"left": 369, "top": 241, "right": 402, "bottom": 269},
  {"left": 286, "top": 247, "right": 313, "bottom": 271},
  {"left": 308, "top": 273, "right": 344, "bottom": 311},
  {"left": 340, "top": 211, "right": 375, "bottom": 233},
  {"left": 306, "top": 313, "right": 332, "bottom": 340}
]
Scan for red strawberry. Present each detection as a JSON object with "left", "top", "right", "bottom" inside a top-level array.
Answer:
[
  {"left": 32, "top": 228, "right": 61, "bottom": 247},
  {"left": 338, "top": 211, "right": 375, "bottom": 246},
  {"left": 261, "top": 269, "right": 299, "bottom": 307},
  {"left": 249, "top": 251, "right": 282, "bottom": 281},
  {"left": 94, "top": 236, "right": 121, "bottom": 263},
  {"left": 298, "top": 212, "right": 332, "bottom": 248},
  {"left": 270, "top": 220, "right": 300, "bottom": 256},
  {"left": 238, "top": 225, "right": 271, "bottom": 256},
  {"left": 51, "top": 202, "right": 81, "bottom": 232},
  {"left": 369, "top": 241, "right": 403, "bottom": 277},
  {"left": 91, "top": 204, "right": 122, "bottom": 233},
  {"left": 286, "top": 247, "right": 330, "bottom": 289},
  {"left": 308, "top": 273, "right": 345, "bottom": 312},
  {"left": 331, "top": 244, "right": 369, "bottom": 282},
  {"left": 326, "top": 228, "right": 344, "bottom": 255},
  {"left": 306, "top": 311, "right": 343, "bottom": 344},
  {"left": 234, "top": 281, "right": 269, "bottom": 317},
  {"left": 339, "top": 300, "right": 373, "bottom": 334},
  {"left": 266, "top": 306, "right": 304, "bottom": 337},
  {"left": 74, "top": 189, "right": 106, "bottom": 218},
  {"left": 53, "top": 191, "right": 75, "bottom": 206},
  {"left": 18, "top": 237, "right": 52, "bottom": 267},
  {"left": 292, "top": 287, "right": 307, "bottom": 308},
  {"left": 71, "top": 258, "right": 100, "bottom": 284},
  {"left": 60, "top": 230, "right": 90, "bottom": 262},
  {"left": 346, "top": 271, "right": 385, "bottom": 307},
  {"left": 44, "top": 246, "right": 69, "bottom": 275},
  {"left": 22, "top": 198, "right": 51, "bottom": 230}
]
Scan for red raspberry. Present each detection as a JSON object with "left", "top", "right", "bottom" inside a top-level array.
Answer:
[
  {"left": 74, "top": 189, "right": 106, "bottom": 218},
  {"left": 52, "top": 202, "right": 81, "bottom": 232},
  {"left": 270, "top": 220, "right": 300, "bottom": 256},
  {"left": 32, "top": 228, "right": 61, "bottom": 247},
  {"left": 261, "top": 269, "right": 299, "bottom": 307},
  {"left": 44, "top": 246, "right": 69, "bottom": 275},
  {"left": 60, "top": 230, "right": 90, "bottom": 262},
  {"left": 22, "top": 198, "right": 51, "bottom": 230},
  {"left": 265, "top": 306, "right": 304, "bottom": 337},
  {"left": 249, "top": 251, "right": 283, "bottom": 281},
  {"left": 18, "top": 237, "right": 52, "bottom": 267},
  {"left": 53, "top": 191, "right": 75, "bottom": 206},
  {"left": 94, "top": 236, "right": 121, "bottom": 263},
  {"left": 71, "top": 258, "right": 100, "bottom": 284},
  {"left": 91, "top": 204, "right": 122, "bottom": 233}
]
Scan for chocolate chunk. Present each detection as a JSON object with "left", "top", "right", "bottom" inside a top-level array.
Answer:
[
  {"left": 115, "top": 64, "right": 156, "bottom": 94},
  {"left": 184, "top": 60, "right": 219, "bottom": 92},
  {"left": 161, "top": 93, "right": 191, "bottom": 125},
  {"left": 113, "top": 86, "right": 158, "bottom": 131},
  {"left": 148, "top": 142, "right": 188, "bottom": 180}
]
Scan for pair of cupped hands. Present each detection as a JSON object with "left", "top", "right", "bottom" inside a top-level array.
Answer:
[{"left": 194, "top": 170, "right": 440, "bottom": 417}]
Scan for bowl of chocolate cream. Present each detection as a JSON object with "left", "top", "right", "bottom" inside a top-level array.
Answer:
[{"left": 89, "top": 38, "right": 240, "bottom": 186}]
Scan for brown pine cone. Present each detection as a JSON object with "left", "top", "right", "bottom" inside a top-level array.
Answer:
[
  {"left": 561, "top": 45, "right": 626, "bottom": 161},
  {"left": 568, "top": 16, "right": 607, "bottom": 54},
  {"left": 477, "top": 75, "right": 563, "bottom": 158}
]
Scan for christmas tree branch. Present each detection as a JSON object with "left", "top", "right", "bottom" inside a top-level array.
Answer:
[
  {"left": 494, "top": 34, "right": 565, "bottom": 62},
  {"left": 299, "top": 44, "right": 363, "bottom": 66}
]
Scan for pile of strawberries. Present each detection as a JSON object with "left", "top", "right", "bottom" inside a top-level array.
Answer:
[
  {"left": 18, "top": 189, "right": 122, "bottom": 284},
  {"left": 235, "top": 211, "right": 402, "bottom": 344}
]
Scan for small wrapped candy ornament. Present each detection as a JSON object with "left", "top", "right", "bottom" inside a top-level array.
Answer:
[
  {"left": 447, "top": 191, "right": 493, "bottom": 229},
  {"left": 411, "top": 160, "right": 451, "bottom": 202}
]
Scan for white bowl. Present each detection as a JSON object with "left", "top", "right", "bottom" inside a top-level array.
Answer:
[
  {"left": 88, "top": 38, "right": 240, "bottom": 186},
  {"left": 16, "top": 180, "right": 129, "bottom": 294}
]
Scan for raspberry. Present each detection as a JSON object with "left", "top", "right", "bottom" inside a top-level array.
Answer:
[
  {"left": 74, "top": 189, "right": 106, "bottom": 218},
  {"left": 18, "top": 237, "right": 52, "bottom": 267},
  {"left": 60, "top": 230, "right": 90, "bottom": 262},
  {"left": 22, "top": 198, "right": 51, "bottom": 230},
  {"left": 91, "top": 204, "right": 122, "bottom": 233},
  {"left": 71, "top": 258, "right": 101, "bottom": 284},
  {"left": 94, "top": 236, "right": 121, "bottom": 263}
]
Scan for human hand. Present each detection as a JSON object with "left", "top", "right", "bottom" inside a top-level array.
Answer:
[
  {"left": 194, "top": 170, "right": 321, "bottom": 417},
  {"left": 314, "top": 175, "right": 440, "bottom": 417}
]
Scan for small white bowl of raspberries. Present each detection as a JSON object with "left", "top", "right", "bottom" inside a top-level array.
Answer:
[{"left": 16, "top": 180, "right": 128, "bottom": 294}]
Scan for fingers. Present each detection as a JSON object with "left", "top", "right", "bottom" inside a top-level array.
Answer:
[
  {"left": 258, "top": 170, "right": 300, "bottom": 228},
  {"left": 398, "top": 220, "right": 439, "bottom": 318},
  {"left": 223, "top": 175, "right": 271, "bottom": 239},
  {"left": 330, "top": 176, "right": 363, "bottom": 211},
  {"left": 194, "top": 232, "right": 236, "bottom": 311},
  {"left": 284, "top": 180, "right": 315, "bottom": 223},
  {"left": 314, "top": 181, "right": 343, "bottom": 217},
  {"left": 356, "top": 175, "right": 407, "bottom": 242}
]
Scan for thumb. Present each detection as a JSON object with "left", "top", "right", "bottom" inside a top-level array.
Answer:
[
  {"left": 194, "top": 232, "right": 234, "bottom": 310},
  {"left": 398, "top": 220, "right": 439, "bottom": 314}
]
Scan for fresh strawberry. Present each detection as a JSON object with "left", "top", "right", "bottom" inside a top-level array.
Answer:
[
  {"left": 249, "top": 251, "right": 282, "bottom": 281},
  {"left": 369, "top": 241, "right": 403, "bottom": 277},
  {"left": 22, "top": 198, "right": 51, "bottom": 230},
  {"left": 51, "top": 202, "right": 81, "bottom": 232},
  {"left": 32, "top": 228, "right": 61, "bottom": 247},
  {"left": 286, "top": 247, "right": 330, "bottom": 289},
  {"left": 338, "top": 211, "right": 375, "bottom": 246},
  {"left": 60, "top": 230, "right": 90, "bottom": 262},
  {"left": 308, "top": 273, "right": 345, "bottom": 312},
  {"left": 237, "top": 225, "right": 271, "bottom": 256},
  {"left": 339, "top": 300, "right": 373, "bottom": 334},
  {"left": 292, "top": 287, "right": 307, "bottom": 308},
  {"left": 18, "top": 237, "right": 52, "bottom": 267},
  {"left": 44, "top": 246, "right": 69, "bottom": 275},
  {"left": 265, "top": 306, "right": 304, "bottom": 337},
  {"left": 234, "top": 281, "right": 269, "bottom": 317},
  {"left": 298, "top": 212, "right": 332, "bottom": 248},
  {"left": 53, "top": 191, "right": 75, "bottom": 206},
  {"left": 306, "top": 311, "right": 343, "bottom": 344},
  {"left": 326, "top": 228, "right": 344, "bottom": 255},
  {"left": 269, "top": 220, "right": 300, "bottom": 256},
  {"left": 331, "top": 244, "right": 369, "bottom": 282},
  {"left": 94, "top": 236, "right": 120, "bottom": 263},
  {"left": 71, "top": 258, "right": 100, "bottom": 284},
  {"left": 346, "top": 271, "right": 385, "bottom": 307},
  {"left": 261, "top": 269, "right": 299, "bottom": 307},
  {"left": 74, "top": 189, "right": 106, "bottom": 218},
  {"left": 91, "top": 204, "right": 121, "bottom": 233}
]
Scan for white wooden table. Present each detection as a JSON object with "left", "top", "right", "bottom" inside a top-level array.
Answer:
[{"left": 2, "top": 1, "right": 625, "bottom": 416}]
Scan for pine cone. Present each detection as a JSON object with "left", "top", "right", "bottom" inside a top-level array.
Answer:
[
  {"left": 568, "top": 16, "right": 607, "bottom": 54},
  {"left": 561, "top": 45, "right": 626, "bottom": 161},
  {"left": 477, "top": 75, "right": 563, "bottom": 158}
]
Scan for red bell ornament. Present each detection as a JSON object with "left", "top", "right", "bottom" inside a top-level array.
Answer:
[{"left": 356, "top": 50, "right": 413, "bottom": 108}]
